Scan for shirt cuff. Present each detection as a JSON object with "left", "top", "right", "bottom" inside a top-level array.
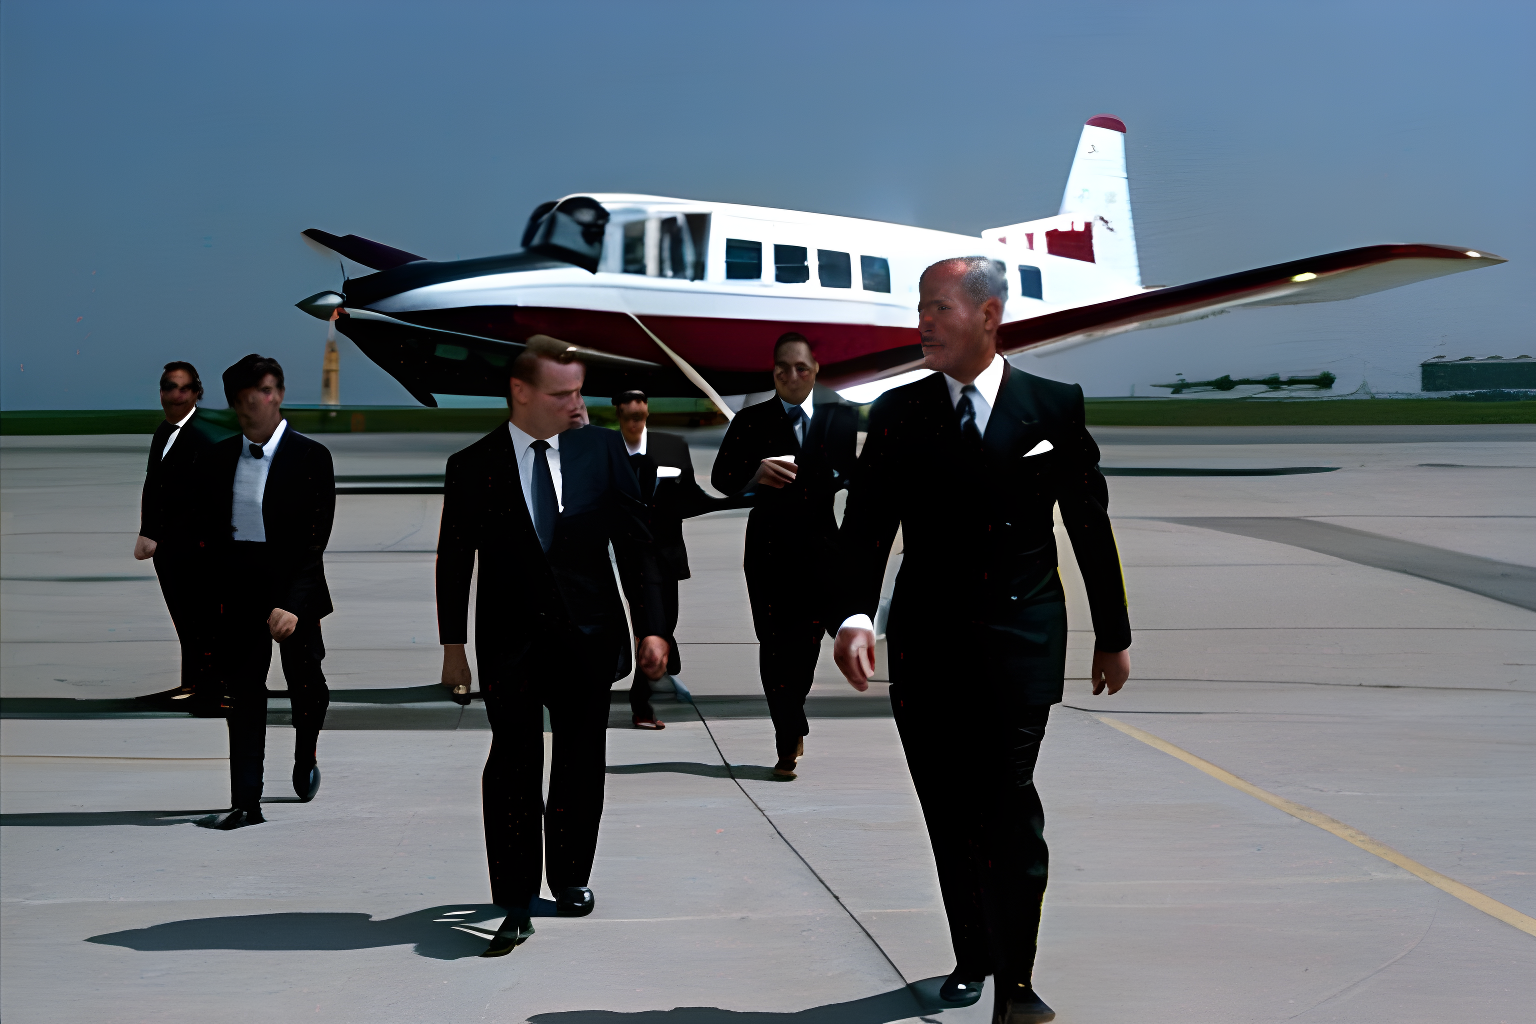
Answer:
[{"left": 837, "top": 614, "right": 875, "bottom": 634}]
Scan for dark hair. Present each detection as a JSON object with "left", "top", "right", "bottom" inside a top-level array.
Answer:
[
  {"left": 773, "top": 331, "right": 813, "bottom": 360},
  {"left": 222, "top": 354, "right": 285, "bottom": 405},
  {"left": 612, "top": 389, "right": 648, "bottom": 408},
  {"left": 510, "top": 335, "right": 584, "bottom": 385},
  {"left": 160, "top": 361, "right": 203, "bottom": 399}
]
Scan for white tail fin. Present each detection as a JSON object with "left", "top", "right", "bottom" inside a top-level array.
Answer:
[
  {"left": 1059, "top": 115, "right": 1139, "bottom": 286},
  {"left": 981, "top": 115, "right": 1141, "bottom": 288}
]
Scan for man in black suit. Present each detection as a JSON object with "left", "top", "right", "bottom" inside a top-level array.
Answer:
[
  {"left": 831, "top": 258, "right": 1132, "bottom": 1024},
  {"left": 135, "top": 361, "right": 219, "bottom": 710},
  {"left": 437, "top": 339, "right": 669, "bottom": 956},
  {"left": 198, "top": 355, "right": 336, "bottom": 830},
  {"left": 711, "top": 333, "right": 857, "bottom": 777},
  {"left": 611, "top": 390, "right": 738, "bottom": 728}
]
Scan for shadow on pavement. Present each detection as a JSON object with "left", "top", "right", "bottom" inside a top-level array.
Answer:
[
  {"left": 526, "top": 981, "right": 940, "bottom": 1022},
  {"left": 606, "top": 762, "right": 789, "bottom": 782},
  {"left": 0, "top": 810, "right": 224, "bottom": 827},
  {"left": 86, "top": 905, "right": 506, "bottom": 960}
]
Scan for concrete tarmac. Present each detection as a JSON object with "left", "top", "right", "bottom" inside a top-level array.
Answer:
[{"left": 2, "top": 424, "right": 1533, "bottom": 1023}]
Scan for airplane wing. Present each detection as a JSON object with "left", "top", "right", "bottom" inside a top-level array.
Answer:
[{"left": 998, "top": 243, "right": 1505, "bottom": 355}]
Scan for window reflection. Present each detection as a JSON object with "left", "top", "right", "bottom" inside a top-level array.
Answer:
[
  {"left": 726, "top": 239, "right": 762, "bottom": 280},
  {"left": 622, "top": 215, "right": 709, "bottom": 280},
  {"left": 860, "top": 255, "right": 891, "bottom": 293},
  {"left": 1018, "top": 265, "right": 1043, "bottom": 300},
  {"left": 775, "top": 244, "right": 810, "bottom": 284},
  {"left": 818, "top": 250, "right": 851, "bottom": 288}
]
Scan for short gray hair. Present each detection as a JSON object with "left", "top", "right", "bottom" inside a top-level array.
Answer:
[{"left": 921, "top": 256, "right": 1008, "bottom": 308}]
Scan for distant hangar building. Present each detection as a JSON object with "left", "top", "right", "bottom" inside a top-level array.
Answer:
[{"left": 1421, "top": 355, "right": 1536, "bottom": 392}]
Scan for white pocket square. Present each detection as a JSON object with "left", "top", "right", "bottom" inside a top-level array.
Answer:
[
  {"left": 655, "top": 465, "right": 683, "bottom": 478},
  {"left": 1023, "top": 439, "right": 1054, "bottom": 457}
]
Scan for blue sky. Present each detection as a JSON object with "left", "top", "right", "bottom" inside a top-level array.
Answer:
[{"left": 3, "top": 0, "right": 1531, "bottom": 407}]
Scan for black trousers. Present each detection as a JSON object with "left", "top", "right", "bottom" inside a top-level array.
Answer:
[
  {"left": 745, "top": 566, "right": 823, "bottom": 761},
  {"left": 153, "top": 550, "right": 213, "bottom": 691},
  {"left": 627, "top": 579, "right": 680, "bottom": 718},
  {"left": 888, "top": 597, "right": 1067, "bottom": 1001},
  {"left": 481, "top": 636, "right": 612, "bottom": 912},
  {"left": 218, "top": 545, "right": 329, "bottom": 811}
]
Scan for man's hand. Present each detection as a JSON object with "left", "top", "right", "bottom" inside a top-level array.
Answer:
[
  {"left": 747, "top": 458, "right": 798, "bottom": 490},
  {"left": 637, "top": 635, "right": 669, "bottom": 680},
  {"left": 1091, "top": 649, "right": 1131, "bottom": 695},
  {"left": 441, "top": 644, "right": 472, "bottom": 691},
  {"left": 267, "top": 607, "right": 299, "bottom": 641},
  {"left": 833, "top": 626, "right": 877, "bottom": 692},
  {"left": 133, "top": 535, "right": 157, "bottom": 560}
]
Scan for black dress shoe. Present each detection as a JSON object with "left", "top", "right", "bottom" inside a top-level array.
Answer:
[
  {"left": 554, "top": 886, "right": 595, "bottom": 917},
  {"left": 998, "top": 988, "right": 1055, "bottom": 1023},
  {"left": 938, "top": 971, "right": 985, "bottom": 1005},
  {"left": 293, "top": 763, "right": 321, "bottom": 802},
  {"left": 212, "top": 808, "right": 265, "bottom": 830},
  {"left": 480, "top": 914, "right": 534, "bottom": 956}
]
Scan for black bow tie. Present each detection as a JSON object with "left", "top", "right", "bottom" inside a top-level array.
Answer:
[{"left": 249, "top": 443, "right": 264, "bottom": 460}]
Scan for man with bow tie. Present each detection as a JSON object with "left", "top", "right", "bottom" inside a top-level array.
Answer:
[
  {"left": 197, "top": 354, "right": 336, "bottom": 830},
  {"left": 711, "top": 333, "right": 857, "bottom": 777}
]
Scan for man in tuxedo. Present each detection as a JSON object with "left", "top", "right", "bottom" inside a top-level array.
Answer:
[
  {"left": 711, "top": 334, "right": 857, "bottom": 777},
  {"left": 612, "top": 390, "right": 738, "bottom": 728},
  {"left": 135, "top": 361, "right": 219, "bottom": 710},
  {"left": 437, "top": 339, "right": 669, "bottom": 956},
  {"left": 831, "top": 258, "right": 1131, "bottom": 1024},
  {"left": 198, "top": 355, "right": 335, "bottom": 830}
]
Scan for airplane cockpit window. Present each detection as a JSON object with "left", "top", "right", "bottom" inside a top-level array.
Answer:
[
  {"left": 818, "top": 250, "right": 852, "bottom": 288},
  {"left": 1018, "top": 265, "right": 1043, "bottom": 300},
  {"left": 775, "top": 245, "right": 810, "bottom": 284},
  {"left": 621, "top": 215, "right": 709, "bottom": 280},
  {"left": 726, "top": 239, "right": 763, "bottom": 279},
  {"left": 860, "top": 255, "right": 891, "bottom": 293}
]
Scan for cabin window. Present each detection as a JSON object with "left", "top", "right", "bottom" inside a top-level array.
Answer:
[
  {"left": 726, "top": 239, "right": 762, "bottom": 280},
  {"left": 818, "top": 249, "right": 852, "bottom": 288},
  {"left": 622, "top": 215, "right": 709, "bottom": 280},
  {"left": 775, "top": 244, "right": 810, "bottom": 284},
  {"left": 860, "top": 255, "right": 891, "bottom": 293},
  {"left": 622, "top": 221, "right": 646, "bottom": 275},
  {"left": 1018, "top": 265, "right": 1043, "bottom": 300}
]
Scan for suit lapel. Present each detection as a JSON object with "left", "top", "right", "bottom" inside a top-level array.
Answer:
[{"left": 982, "top": 362, "right": 1026, "bottom": 458}]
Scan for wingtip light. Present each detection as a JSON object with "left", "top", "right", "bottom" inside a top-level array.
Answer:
[
  {"left": 1466, "top": 251, "right": 1481, "bottom": 258},
  {"left": 1291, "top": 272, "right": 1318, "bottom": 283}
]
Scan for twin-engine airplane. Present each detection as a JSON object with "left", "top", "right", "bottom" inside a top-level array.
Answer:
[{"left": 296, "top": 115, "right": 1504, "bottom": 414}]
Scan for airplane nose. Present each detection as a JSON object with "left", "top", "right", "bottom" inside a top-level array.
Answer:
[{"left": 296, "top": 291, "right": 345, "bottom": 321}]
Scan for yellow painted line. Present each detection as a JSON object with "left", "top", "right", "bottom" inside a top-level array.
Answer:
[{"left": 1098, "top": 716, "right": 1536, "bottom": 938}]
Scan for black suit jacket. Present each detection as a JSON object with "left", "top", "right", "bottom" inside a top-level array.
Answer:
[
  {"left": 437, "top": 423, "right": 665, "bottom": 684},
  {"left": 832, "top": 365, "right": 1131, "bottom": 686},
  {"left": 196, "top": 426, "right": 336, "bottom": 620},
  {"left": 711, "top": 395, "right": 858, "bottom": 572},
  {"left": 140, "top": 409, "right": 219, "bottom": 553},
  {"left": 627, "top": 430, "right": 738, "bottom": 582}
]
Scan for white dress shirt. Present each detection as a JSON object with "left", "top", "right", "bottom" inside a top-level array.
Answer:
[
  {"left": 779, "top": 394, "right": 815, "bottom": 446},
  {"left": 508, "top": 422, "right": 565, "bottom": 517},
  {"left": 943, "top": 353, "right": 1006, "bottom": 439},
  {"left": 161, "top": 407, "right": 197, "bottom": 459},
  {"left": 624, "top": 426, "right": 647, "bottom": 457},
  {"left": 231, "top": 419, "right": 288, "bottom": 543},
  {"left": 837, "top": 354, "right": 1007, "bottom": 635}
]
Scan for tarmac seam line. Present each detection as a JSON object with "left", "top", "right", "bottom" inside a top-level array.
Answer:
[
  {"left": 1096, "top": 715, "right": 1536, "bottom": 938},
  {"left": 687, "top": 705, "right": 918, "bottom": 996}
]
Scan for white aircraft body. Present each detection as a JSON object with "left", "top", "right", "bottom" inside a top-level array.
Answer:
[{"left": 297, "top": 115, "right": 1503, "bottom": 410}]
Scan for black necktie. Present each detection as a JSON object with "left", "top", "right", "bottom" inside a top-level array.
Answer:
[
  {"left": 788, "top": 406, "right": 806, "bottom": 446},
  {"left": 530, "top": 439, "right": 558, "bottom": 552},
  {"left": 249, "top": 443, "right": 264, "bottom": 460},
  {"left": 957, "top": 385, "right": 982, "bottom": 446}
]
